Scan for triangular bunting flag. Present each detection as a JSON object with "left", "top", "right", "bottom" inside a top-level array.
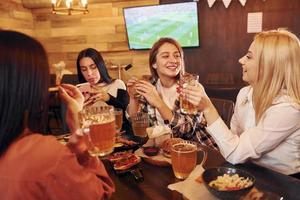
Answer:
[
  {"left": 239, "top": 0, "right": 247, "bottom": 6},
  {"left": 207, "top": 0, "right": 217, "bottom": 8},
  {"left": 222, "top": 0, "right": 232, "bottom": 8}
]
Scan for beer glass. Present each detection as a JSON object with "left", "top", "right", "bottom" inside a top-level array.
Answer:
[
  {"left": 131, "top": 113, "right": 149, "bottom": 138},
  {"left": 179, "top": 73, "right": 199, "bottom": 115},
  {"left": 114, "top": 108, "right": 123, "bottom": 134},
  {"left": 79, "top": 105, "right": 116, "bottom": 157},
  {"left": 171, "top": 141, "right": 207, "bottom": 180},
  {"left": 128, "top": 76, "right": 147, "bottom": 104}
]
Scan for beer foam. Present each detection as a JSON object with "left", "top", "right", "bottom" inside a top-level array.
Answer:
[
  {"left": 173, "top": 143, "right": 196, "bottom": 153},
  {"left": 85, "top": 114, "right": 114, "bottom": 125}
]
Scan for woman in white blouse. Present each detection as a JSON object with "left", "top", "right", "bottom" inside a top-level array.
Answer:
[{"left": 183, "top": 29, "right": 300, "bottom": 176}]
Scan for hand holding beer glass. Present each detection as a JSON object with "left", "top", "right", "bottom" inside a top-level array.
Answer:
[
  {"left": 127, "top": 76, "right": 147, "bottom": 104},
  {"left": 171, "top": 140, "right": 207, "bottom": 180},
  {"left": 179, "top": 73, "right": 199, "bottom": 115},
  {"left": 79, "top": 105, "right": 116, "bottom": 157}
]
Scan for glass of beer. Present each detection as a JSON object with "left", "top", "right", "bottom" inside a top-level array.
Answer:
[
  {"left": 131, "top": 113, "right": 149, "bottom": 137},
  {"left": 179, "top": 72, "right": 199, "bottom": 115},
  {"left": 114, "top": 108, "right": 123, "bottom": 134},
  {"left": 127, "top": 76, "right": 148, "bottom": 104},
  {"left": 79, "top": 105, "right": 116, "bottom": 157},
  {"left": 171, "top": 141, "right": 207, "bottom": 180}
]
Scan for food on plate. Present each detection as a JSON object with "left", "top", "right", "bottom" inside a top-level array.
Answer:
[
  {"left": 107, "top": 151, "right": 132, "bottom": 162},
  {"left": 160, "top": 138, "right": 184, "bottom": 158},
  {"left": 113, "top": 154, "right": 141, "bottom": 171},
  {"left": 107, "top": 151, "right": 141, "bottom": 171},
  {"left": 116, "top": 137, "right": 137, "bottom": 146},
  {"left": 143, "top": 146, "right": 160, "bottom": 157},
  {"left": 209, "top": 174, "right": 254, "bottom": 191}
]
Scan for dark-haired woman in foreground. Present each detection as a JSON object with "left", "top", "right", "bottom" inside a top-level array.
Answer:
[{"left": 0, "top": 30, "right": 114, "bottom": 199}]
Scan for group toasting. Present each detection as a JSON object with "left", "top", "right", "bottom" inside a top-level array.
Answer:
[{"left": 0, "top": 28, "right": 300, "bottom": 199}]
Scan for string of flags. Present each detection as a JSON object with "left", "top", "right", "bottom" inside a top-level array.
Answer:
[{"left": 206, "top": 0, "right": 250, "bottom": 8}]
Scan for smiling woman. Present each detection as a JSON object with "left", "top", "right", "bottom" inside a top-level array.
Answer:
[
  {"left": 183, "top": 29, "right": 300, "bottom": 176},
  {"left": 126, "top": 37, "right": 219, "bottom": 150}
]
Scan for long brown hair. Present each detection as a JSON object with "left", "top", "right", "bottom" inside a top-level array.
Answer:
[{"left": 149, "top": 37, "right": 184, "bottom": 81}]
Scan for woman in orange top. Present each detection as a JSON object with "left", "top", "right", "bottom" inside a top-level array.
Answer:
[{"left": 0, "top": 30, "right": 114, "bottom": 199}]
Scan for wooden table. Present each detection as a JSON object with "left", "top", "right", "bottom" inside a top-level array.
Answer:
[{"left": 104, "top": 147, "right": 300, "bottom": 200}]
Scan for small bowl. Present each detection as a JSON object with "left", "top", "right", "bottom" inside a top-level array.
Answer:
[
  {"left": 143, "top": 146, "right": 160, "bottom": 157},
  {"left": 202, "top": 167, "right": 255, "bottom": 200}
]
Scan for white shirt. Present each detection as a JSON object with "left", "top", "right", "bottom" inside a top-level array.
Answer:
[
  {"left": 155, "top": 79, "right": 179, "bottom": 125},
  {"left": 103, "top": 79, "right": 126, "bottom": 98},
  {"left": 207, "top": 86, "right": 300, "bottom": 175},
  {"left": 88, "top": 79, "right": 126, "bottom": 108}
]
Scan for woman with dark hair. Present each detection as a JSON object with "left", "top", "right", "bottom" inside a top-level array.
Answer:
[
  {"left": 0, "top": 30, "right": 114, "bottom": 199},
  {"left": 127, "top": 37, "right": 218, "bottom": 149},
  {"left": 77, "top": 48, "right": 113, "bottom": 85},
  {"left": 76, "top": 48, "right": 132, "bottom": 135}
]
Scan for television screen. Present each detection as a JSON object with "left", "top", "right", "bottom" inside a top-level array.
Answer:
[{"left": 123, "top": 2, "right": 199, "bottom": 50}]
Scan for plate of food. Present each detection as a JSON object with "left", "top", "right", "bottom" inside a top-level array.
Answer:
[
  {"left": 107, "top": 151, "right": 141, "bottom": 171},
  {"left": 107, "top": 151, "right": 143, "bottom": 182},
  {"left": 202, "top": 167, "right": 255, "bottom": 200}
]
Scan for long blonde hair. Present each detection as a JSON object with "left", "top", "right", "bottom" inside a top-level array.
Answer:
[{"left": 252, "top": 29, "right": 300, "bottom": 123}]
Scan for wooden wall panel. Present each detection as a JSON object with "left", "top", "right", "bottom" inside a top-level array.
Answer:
[
  {"left": 0, "top": 0, "right": 34, "bottom": 36},
  {"left": 31, "top": 0, "right": 158, "bottom": 76}
]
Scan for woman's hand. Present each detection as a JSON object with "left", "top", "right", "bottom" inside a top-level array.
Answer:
[
  {"left": 59, "top": 84, "right": 84, "bottom": 132},
  {"left": 181, "top": 83, "right": 212, "bottom": 113},
  {"left": 135, "top": 80, "right": 164, "bottom": 109},
  {"left": 126, "top": 76, "right": 139, "bottom": 99},
  {"left": 181, "top": 83, "right": 219, "bottom": 125},
  {"left": 88, "top": 85, "right": 110, "bottom": 102}
]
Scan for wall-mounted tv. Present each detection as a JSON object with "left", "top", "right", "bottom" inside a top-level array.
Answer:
[{"left": 123, "top": 2, "right": 199, "bottom": 50}]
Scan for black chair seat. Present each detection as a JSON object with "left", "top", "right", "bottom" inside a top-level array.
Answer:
[{"left": 210, "top": 98, "right": 235, "bottom": 128}]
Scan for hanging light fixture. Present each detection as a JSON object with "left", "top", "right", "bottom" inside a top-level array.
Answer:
[{"left": 51, "top": 0, "right": 89, "bottom": 15}]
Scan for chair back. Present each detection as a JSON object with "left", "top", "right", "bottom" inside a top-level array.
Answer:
[
  {"left": 210, "top": 98, "right": 234, "bottom": 128},
  {"left": 204, "top": 72, "right": 234, "bottom": 85}
]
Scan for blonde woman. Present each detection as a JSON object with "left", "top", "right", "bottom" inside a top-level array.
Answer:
[{"left": 183, "top": 29, "right": 300, "bottom": 176}]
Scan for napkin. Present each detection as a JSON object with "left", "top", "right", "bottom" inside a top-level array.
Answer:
[
  {"left": 168, "top": 165, "right": 217, "bottom": 200},
  {"left": 147, "top": 125, "right": 171, "bottom": 139}
]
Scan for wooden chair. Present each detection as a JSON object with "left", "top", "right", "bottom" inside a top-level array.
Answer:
[
  {"left": 210, "top": 98, "right": 235, "bottom": 128},
  {"left": 204, "top": 72, "right": 234, "bottom": 85}
]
